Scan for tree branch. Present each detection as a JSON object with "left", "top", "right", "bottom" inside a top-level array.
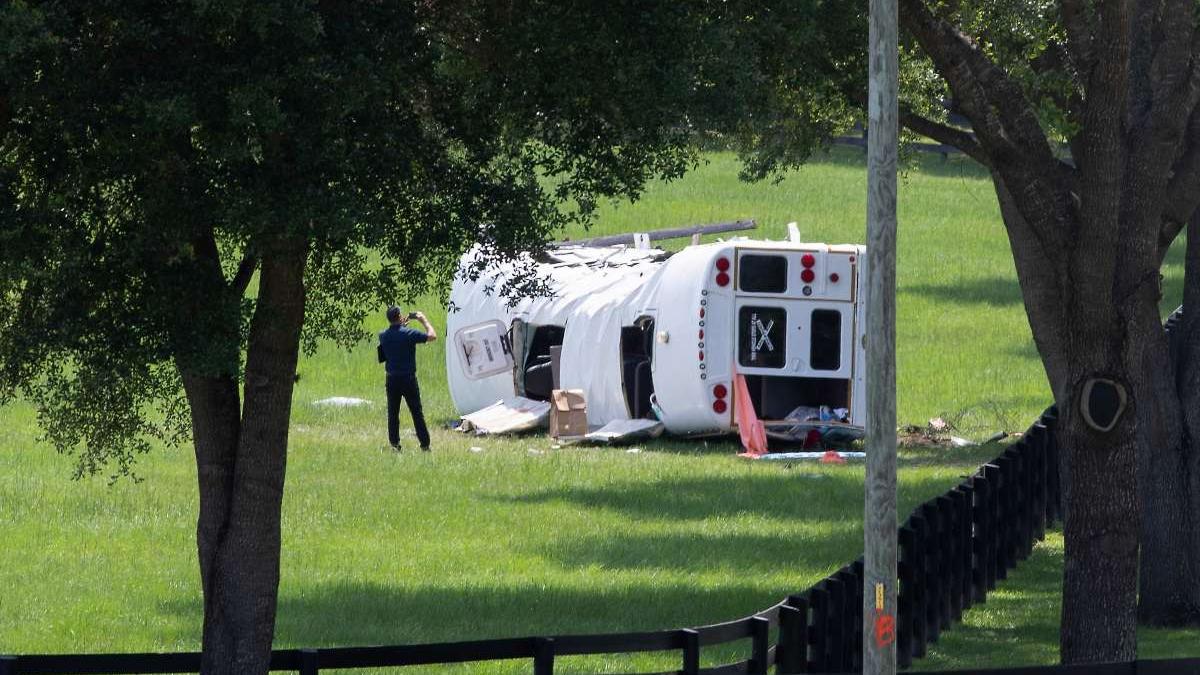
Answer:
[
  {"left": 899, "top": 0, "right": 1073, "bottom": 248},
  {"left": 899, "top": 0, "right": 1061, "bottom": 169},
  {"left": 1159, "top": 107, "right": 1200, "bottom": 255},
  {"left": 899, "top": 108, "right": 991, "bottom": 167},
  {"left": 1060, "top": 0, "right": 1096, "bottom": 79},
  {"left": 231, "top": 255, "right": 258, "bottom": 297}
]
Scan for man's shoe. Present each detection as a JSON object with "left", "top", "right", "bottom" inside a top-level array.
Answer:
[
  {"left": 391, "top": 443, "right": 401, "bottom": 452},
  {"left": 421, "top": 446, "right": 431, "bottom": 452}
]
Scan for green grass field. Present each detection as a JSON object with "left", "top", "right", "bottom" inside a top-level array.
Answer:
[{"left": 0, "top": 147, "right": 1193, "bottom": 671}]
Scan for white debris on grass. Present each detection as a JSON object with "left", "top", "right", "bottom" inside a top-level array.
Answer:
[
  {"left": 626, "top": 447, "right": 642, "bottom": 454},
  {"left": 950, "top": 436, "right": 977, "bottom": 447},
  {"left": 527, "top": 448, "right": 544, "bottom": 455},
  {"left": 313, "top": 397, "right": 371, "bottom": 407},
  {"left": 458, "top": 397, "right": 551, "bottom": 435},
  {"left": 755, "top": 451, "right": 867, "bottom": 461},
  {"left": 469, "top": 446, "right": 484, "bottom": 453}
]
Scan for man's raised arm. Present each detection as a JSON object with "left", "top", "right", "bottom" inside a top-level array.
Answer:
[{"left": 414, "top": 311, "right": 438, "bottom": 342}]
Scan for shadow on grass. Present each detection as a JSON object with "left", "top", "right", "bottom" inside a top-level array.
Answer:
[
  {"left": 536, "top": 529, "right": 859, "bottom": 577},
  {"left": 502, "top": 469, "right": 866, "bottom": 523},
  {"left": 502, "top": 457, "right": 994, "bottom": 526},
  {"left": 905, "top": 276, "right": 1024, "bottom": 307}
]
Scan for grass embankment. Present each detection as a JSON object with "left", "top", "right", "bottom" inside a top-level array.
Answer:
[{"left": 0, "top": 147, "right": 1192, "bottom": 671}]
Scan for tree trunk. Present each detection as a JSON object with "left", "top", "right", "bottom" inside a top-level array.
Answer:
[
  {"left": 1058, "top": 388, "right": 1139, "bottom": 664},
  {"left": 194, "top": 240, "right": 308, "bottom": 674},
  {"left": 1173, "top": 213, "right": 1200, "bottom": 613},
  {"left": 180, "top": 372, "right": 242, "bottom": 659},
  {"left": 1054, "top": 300, "right": 1143, "bottom": 663},
  {"left": 1134, "top": 295, "right": 1199, "bottom": 625},
  {"left": 992, "top": 178, "right": 1140, "bottom": 663}
]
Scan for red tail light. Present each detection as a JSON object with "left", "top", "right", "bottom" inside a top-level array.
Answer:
[
  {"left": 713, "top": 399, "right": 728, "bottom": 414},
  {"left": 713, "top": 384, "right": 728, "bottom": 399},
  {"left": 715, "top": 272, "right": 730, "bottom": 287},
  {"left": 830, "top": 273, "right": 840, "bottom": 283},
  {"left": 716, "top": 256, "right": 730, "bottom": 271},
  {"left": 801, "top": 269, "right": 815, "bottom": 283},
  {"left": 801, "top": 253, "right": 815, "bottom": 268}
]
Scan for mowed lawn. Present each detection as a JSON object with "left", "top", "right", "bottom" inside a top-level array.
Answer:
[{"left": 0, "top": 148, "right": 1190, "bottom": 671}]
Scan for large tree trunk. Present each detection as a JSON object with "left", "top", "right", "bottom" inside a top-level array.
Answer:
[
  {"left": 1134, "top": 297, "right": 1199, "bottom": 625},
  {"left": 1057, "top": 377, "right": 1139, "bottom": 664},
  {"left": 188, "top": 240, "right": 308, "bottom": 674},
  {"left": 1173, "top": 214, "right": 1200, "bottom": 612},
  {"left": 181, "top": 373, "right": 242, "bottom": 659},
  {"left": 993, "top": 178, "right": 1140, "bottom": 663}
]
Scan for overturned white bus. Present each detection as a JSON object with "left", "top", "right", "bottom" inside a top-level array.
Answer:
[{"left": 446, "top": 227, "right": 868, "bottom": 442}]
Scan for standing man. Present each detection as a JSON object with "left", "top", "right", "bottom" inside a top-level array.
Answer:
[{"left": 378, "top": 305, "right": 437, "bottom": 451}]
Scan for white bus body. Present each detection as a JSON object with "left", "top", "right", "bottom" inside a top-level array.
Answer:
[{"left": 446, "top": 237, "right": 868, "bottom": 439}]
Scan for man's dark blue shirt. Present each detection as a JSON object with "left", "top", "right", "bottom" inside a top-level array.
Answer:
[{"left": 378, "top": 325, "right": 428, "bottom": 376}]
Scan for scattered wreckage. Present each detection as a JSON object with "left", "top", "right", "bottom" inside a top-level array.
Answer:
[{"left": 446, "top": 221, "right": 869, "bottom": 451}]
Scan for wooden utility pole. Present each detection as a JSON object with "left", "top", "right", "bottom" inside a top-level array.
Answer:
[{"left": 863, "top": 0, "right": 898, "bottom": 670}]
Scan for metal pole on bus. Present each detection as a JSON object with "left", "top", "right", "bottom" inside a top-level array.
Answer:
[{"left": 864, "top": 0, "right": 898, "bottom": 670}]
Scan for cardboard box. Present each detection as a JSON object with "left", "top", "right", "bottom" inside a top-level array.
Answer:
[{"left": 550, "top": 389, "right": 588, "bottom": 438}]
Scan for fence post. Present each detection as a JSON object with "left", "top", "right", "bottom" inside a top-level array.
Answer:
[
  {"left": 956, "top": 485, "right": 974, "bottom": 613},
  {"left": 936, "top": 494, "right": 960, "bottom": 625},
  {"left": 534, "top": 637, "right": 555, "bottom": 675},
  {"left": 982, "top": 463, "right": 1001, "bottom": 589},
  {"left": 750, "top": 616, "right": 771, "bottom": 675},
  {"left": 971, "top": 473, "right": 989, "bottom": 602},
  {"left": 919, "top": 501, "right": 943, "bottom": 643},
  {"left": 299, "top": 648, "right": 319, "bottom": 675},
  {"left": 1043, "top": 409, "right": 1061, "bottom": 524},
  {"left": 1014, "top": 447, "right": 1033, "bottom": 559},
  {"left": 1028, "top": 423, "right": 1048, "bottom": 540},
  {"left": 778, "top": 599, "right": 807, "bottom": 674},
  {"left": 809, "top": 584, "right": 829, "bottom": 673},
  {"left": 0, "top": 656, "right": 15, "bottom": 675},
  {"left": 824, "top": 574, "right": 846, "bottom": 672},
  {"left": 909, "top": 513, "right": 928, "bottom": 657},
  {"left": 995, "top": 455, "right": 1015, "bottom": 578},
  {"left": 897, "top": 525, "right": 915, "bottom": 669},
  {"left": 681, "top": 628, "right": 701, "bottom": 675},
  {"left": 849, "top": 560, "right": 865, "bottom": 672}
]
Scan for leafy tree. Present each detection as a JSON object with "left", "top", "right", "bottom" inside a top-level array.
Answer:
[
  {"left": 0, "top": 1, "right": 850, "bottom": 671},
  {"left": 742, "top": 0, "right": 1200, "bottom": 664}
]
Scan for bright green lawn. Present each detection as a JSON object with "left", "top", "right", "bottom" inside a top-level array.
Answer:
[{"left": 0, "top": 147, "right": 1191, "bottom": 670}]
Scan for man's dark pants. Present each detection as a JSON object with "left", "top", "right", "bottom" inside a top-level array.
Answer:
[{"left": 386, "top": 374, "right": 431, "bottom": 449}]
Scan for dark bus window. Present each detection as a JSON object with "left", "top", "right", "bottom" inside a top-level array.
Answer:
[
  {"left": 810, "top": 309, "right": 842, "bottom": 371},
  {"left": 738, "top": 306, "right": 787, "bottom": 368},
  {"left": 738, "top": 255, "right": 788, "bottom": 293}
]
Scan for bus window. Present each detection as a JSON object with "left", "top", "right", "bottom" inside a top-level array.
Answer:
[
  {"left": 810, "top": 309, "right": 842, "bottom": 371},
  {"left": 738, "top": 255, "right": 788, "bottom": 293},
  {"left": 738, "top": 306, "right": 787, "bottom": 368}
]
